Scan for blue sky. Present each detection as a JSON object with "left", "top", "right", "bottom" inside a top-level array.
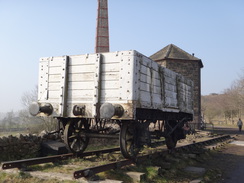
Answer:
[{"left": 0, "top": 0, "right": 244, "bottom": 113}]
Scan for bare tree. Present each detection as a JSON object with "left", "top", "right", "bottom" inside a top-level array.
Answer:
[
  {"left": 225, "top": 76, "right": 244, "bottom": 119},
  {"left": 21, "top": 86, "right": 38, "bottom": 108},
  {"left": 1, "top": 111, "right": 16, "bottom": 129},
  {"left": 203, "top": 94, "right": 222, "bottom": 123},
  {"left": 19, "top": 86, "right": 57, "bottom": 133},
  {"left": 201, "top": 69, "right": 244, "bottom": 125}
]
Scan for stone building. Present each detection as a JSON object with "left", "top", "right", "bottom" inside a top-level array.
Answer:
[{"left": 150, "top": 44, "right": 204, "bottom": 126}]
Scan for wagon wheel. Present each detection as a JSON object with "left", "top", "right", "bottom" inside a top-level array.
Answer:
[
  {"left": 64, "top": 119, "right": 89, "bottom": 155},
  {"left": 165, "top": 120, "right": 178, "bottom": 149},
  {"left": 120, "top": 121, "right": 140, "bottom": 159}
]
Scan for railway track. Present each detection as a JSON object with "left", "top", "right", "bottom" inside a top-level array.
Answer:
[
  {"left": 74, "top": 134, "right": 231, "bottom": 179},
  {"left": 1, "top": 134, "right": 231, "bottom": 181},
  {"left": 1, "top": 140, "right": 165, "bottom": 170},
  {"left": 1, "top": 147, "right": 120, "bottom": 170}
]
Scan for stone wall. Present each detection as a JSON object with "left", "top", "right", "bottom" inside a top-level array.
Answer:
[
  {"left": 0, "top": 131, "right": 59, "bottom": 162},
  {"left": 0, "top": 134, "right": 41, "bottom": 161}
]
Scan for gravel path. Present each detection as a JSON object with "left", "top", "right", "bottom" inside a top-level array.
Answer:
[{"left": 211, "top": 126, "right": 244, "bottom": 183}]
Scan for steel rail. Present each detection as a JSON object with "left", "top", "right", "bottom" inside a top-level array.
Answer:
[
  {"left": 73, "top": 135, "right": 231, "bottom": 179},
  {"left": 2, "top": 153, "right": 73, "bottom": 170},
  {"left": 73, "top": 150, "right": 167, "bottom": 179},
  {"left": 1, "top": 140, "right": 165, "bottom": 170},
  {"left": 1, "top": 147, "right": 120, "bottom": 170}
]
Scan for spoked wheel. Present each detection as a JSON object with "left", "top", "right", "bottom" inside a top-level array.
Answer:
[
  {"left": 120, "top": 121, "right": 140, "bottom": 159},
  {"left": 64, "top": 119, "right": 89, "bottom": 155}
]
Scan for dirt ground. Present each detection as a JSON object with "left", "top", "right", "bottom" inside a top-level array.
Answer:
[{"left": 203, "top": 126, "right": 244, "bottom": 183}]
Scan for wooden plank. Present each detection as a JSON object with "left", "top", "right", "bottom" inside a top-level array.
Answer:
[
  {"left": 101, "top": 89, "right": 120, "bottom": 99},
  {"left": 49, "top": 74, "right": 62, "bottom": 82},
  {"left": 101, "top": 72, "right": 120, "bottom": 81},
  {"left": 101, "top": 63, "right": 120, "bottom": 72},
  {"left": 68, "top": 81, "right": 95, "bottom": 90},
  {"left": 69, "top": 54, "right": 97, "bottom": 65},
  {"left": 140, "top": 82, "right": 150, "bottom": 92},
  {"left": 69, "top": 73, "right": 94, "bottom": 82},
  {"left": 49, "top": 66, "right": 62, "bottom": 75},
  {"left": 48, "top": 91, "right": 60, "bottom": 100},
  {"left": 68, "top": 90, "right": 94, "bottom": 99},
  {"left": 48, "top": 83, "right": 60, "bottom": 91},
  {"left": 101, "top": 81, "right": 120, "bottom": 89},
  {"left": 49, "top": 57, "right": 64, "bottom": 67},
  {"left": 69, "top": 65, "right": 96, "bottom": 73}
]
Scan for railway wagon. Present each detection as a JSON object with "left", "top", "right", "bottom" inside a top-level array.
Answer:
[{"left": 29, "top": 50, "right": 194, "bottom": 158}]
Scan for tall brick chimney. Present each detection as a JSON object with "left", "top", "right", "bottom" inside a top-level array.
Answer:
[{"left": 95, "top": 0, "right": 110, "bottom": 53}]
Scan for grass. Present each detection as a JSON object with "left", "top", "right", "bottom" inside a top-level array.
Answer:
[
  {"left": 0, "top": 147, "right": 225, "bottom": 183},
  {"left": 0, "top": 130, "right": 28, "bottom": 137},
  {"left": 99, "top": 170, "right": 133, "bottom": 183},
  {"left": 0, "top": 171, "right": 63, "bottom": 183},
  {"left": 28, "top": 154, "right": 120, "bottom": 175}
]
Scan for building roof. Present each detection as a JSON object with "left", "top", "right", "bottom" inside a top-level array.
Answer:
[{"left": 150, "top": 44, "right": 203, "bottom": 68}]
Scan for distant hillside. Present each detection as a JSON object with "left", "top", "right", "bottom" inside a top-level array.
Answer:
[{"left": 201, "top": 93, "right": 243, "bottom": 124}]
